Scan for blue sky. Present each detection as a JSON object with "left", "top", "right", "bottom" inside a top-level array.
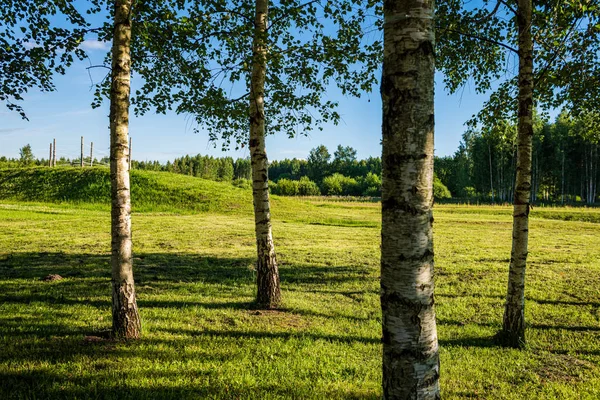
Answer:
[
  {"left": 1, "top": 50, "right": 490, "bottom": 163},
  {"left": 1, "top": 4, "right": 493, "bottom": 163}
]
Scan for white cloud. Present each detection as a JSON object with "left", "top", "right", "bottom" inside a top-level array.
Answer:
[{"left": 80, "top": 40, "right": 109, "bottom": 51}]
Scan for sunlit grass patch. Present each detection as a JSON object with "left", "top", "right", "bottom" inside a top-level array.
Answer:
[{"left": 1, "top": 179, "right": 600, "bottom": 398}]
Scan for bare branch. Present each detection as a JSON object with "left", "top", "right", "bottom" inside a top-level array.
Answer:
[{"left": 86, "top": 65, "right": 111, "bottom": 70}]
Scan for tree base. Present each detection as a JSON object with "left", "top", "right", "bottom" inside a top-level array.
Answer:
[{"left": 494, "top": 329, "right": 526, "bottom": 349}]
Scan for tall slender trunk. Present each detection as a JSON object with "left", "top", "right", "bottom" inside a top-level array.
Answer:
[
  {"left": 109, "top": 0, "right": 141, "bottom": 339},
  {"left": 510, "top": 148, "right": 517, "bottom": 200},
  {"left": 531, "top": 153, "right": 537, "bottom": 203},
  {"left": 593, "top": 145, "right": 596, "bottom": 203},
  {"left": 561, "top": 150, "right": 565, "bottom": 204},
  {"left": 500, "top": 0, "right": 533, "bottom": 348},
  {"left": 249, "top": 0, "right": 281, "bottom": 309},
  {"left": 380, "top": 0, "right": 439, "bottom": 397},
  {"left": 489, "top": 142, "right": 494, "bottom": 202},
  {"left": 587, "top": 143, "right": 595, "bottom": 204}
]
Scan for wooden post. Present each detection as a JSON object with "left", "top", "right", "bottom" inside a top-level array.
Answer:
[
  {"left": 52, "top": 138, "right": 56, "bottom": 167},
  {"left": 80, "top": 136, "right": 84, "bottom": 168},
  {"left": 90, "top": 142, "right": 94, "bottom": 167},
  {"left": 128, "top": 136, "right": 132, "bottom": 170},
  {"left": 49, "top": 143, "right": 52, "bottom": 167}
]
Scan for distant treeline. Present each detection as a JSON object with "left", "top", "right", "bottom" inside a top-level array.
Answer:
[
  {"left": 436, "top": 112, "right": 599, "bottom": 204},
  {"left": 137, "top": 146, "right": 388, "bottom": 197},
  {"left": 4, "top": 113, "right": 597, "bottom": 202}
]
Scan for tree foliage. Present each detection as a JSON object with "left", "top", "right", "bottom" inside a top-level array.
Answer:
[
  {"left": 0, "top": 0, "right": 100, "bottom": 119},
  {"left": 86, "top": 0, "right": 382, "bottom": 149},
  {"left": 437, "top": 0, "right": 600, "bottom": 126}
]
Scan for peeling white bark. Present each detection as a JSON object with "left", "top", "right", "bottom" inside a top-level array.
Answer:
[
  {"left": 109, "top": 0, "right": 141, "bottom": 339},
  {"left": 250, "top": 0, "right": 281, "bottom": 309},
  {"left": 501, "top": 0, "right": 533, "bottom": 348},
  {"left": 380, "top": 0, "right": 440, "bottom": 398}
]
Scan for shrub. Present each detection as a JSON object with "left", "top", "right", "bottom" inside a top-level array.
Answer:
[
  {"left": 271, "top": 178, "right": 299, "bottom": 196},
  {"left": 297, "top": 176, "right": 321, "bottom": 196},
  {"left": 433, "top": 176, "right": 452, "bottom": 200},
  {"left": 364, "top": 186, "right": 380, "bottom": 197},
  {"left": 232, "top": 178, "right": 252, "bottom": 189},
  {"left": 463, "top": 186, "right": 477, "bottom": 198},
  {"left": 322, "top": 173, "right": 360, "bottom": 196},
  {"left": 359, "top": 172, "right": 381, "bottom": 196}
]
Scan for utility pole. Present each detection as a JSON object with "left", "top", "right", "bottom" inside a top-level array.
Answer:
[
  {"left": 128, "top": 137, "right": 132, "bottom": 170},
  {"left": 49, "top": 143, "right": 52, "bottom": 167},
  {"left": 52, "top": 138, "right": 56, "bottom": 167},
  {"left": 90, "top": 142, "right": 94, "bottom": 167},
  {"left": 80, "top": 136, "right": 84, "bottom": 168}
]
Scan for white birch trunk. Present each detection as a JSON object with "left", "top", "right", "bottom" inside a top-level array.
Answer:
[
  {"left": 249, "top": 0, "right": 281, "bottom": 309},
  {"left": 109, "top": 0, "right": 141, "bottom": 339},
  {"left": 380, "top": 0, "right": 440, "bottom": 397},
  {"left": 501, "top": 0, "right": 533, "bottom": 348}
]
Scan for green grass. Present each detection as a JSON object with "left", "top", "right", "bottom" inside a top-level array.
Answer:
[
  {"left": 0, "top": 167, "right": 256, "bottom": 213},
  {"left": 1, "top": 169, "right": 600, "bottom": 399}
]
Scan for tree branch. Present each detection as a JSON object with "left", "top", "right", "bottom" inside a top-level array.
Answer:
[
  {"left": 534, "top": 18, "right": 581, "bottom": 86},
  {"left": 214, "top": 8, "right": 253, "bottom": 24},
  {"left": 444, "top": 28, "right": 518, "bottom": 54},
  {"left": 267, "top": 0, "right": 320, "bottom": 31},
  {"left": 230, "top": 92, "right": 250, "bottom": 103},
  {"left": 468, "top": 0, "right": 503, "bottom": 23},
  {"left": 498, "top": 0, "right": 517, "bottom": 16},
  {"left": 86, "top": 65, "right": 111, "bottom": 70}
]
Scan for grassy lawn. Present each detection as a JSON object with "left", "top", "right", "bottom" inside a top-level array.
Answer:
[{"left": 1, "top": 175, "right": 600, "bottom": 398}]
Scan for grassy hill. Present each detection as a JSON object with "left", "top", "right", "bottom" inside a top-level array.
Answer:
[{"left": 0, "top": 167, "right": 254, "bottom": 213}]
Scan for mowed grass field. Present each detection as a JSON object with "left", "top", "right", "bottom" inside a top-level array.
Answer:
[{"left": 1, "top": 170, "right": 600, "bottom": 399}]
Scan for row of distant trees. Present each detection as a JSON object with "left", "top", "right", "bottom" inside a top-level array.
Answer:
[
  {"left": 436, "top": 112, "right": 599, "bottom": 204},
  {"left": 0, "top": 144, "right": 452, "bottom": 198},
  {"left": 4, "top": 125, "right": 597, "bottom": 203}
]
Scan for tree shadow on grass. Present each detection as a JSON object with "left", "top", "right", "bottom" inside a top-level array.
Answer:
[
  {"left": 0, "top": 370, "right": 379, "bottom": 400},
  {"left": 0, "top": 252, "right": 375, "bottom": 286},
  {"left": 0, "top": 252, "right": 257, "bottom": 284},
  {"left": 530, "top": 298, "right": 600, "bottom": 308},
  {"left": 158, "top": 326, "right": 381, "bottom": 345},
  {"left": 0, "top": 368, "right": 377, "bottom": 400},
  {"left": 531, "top": 324, "right": 600, "bottom": 332}
]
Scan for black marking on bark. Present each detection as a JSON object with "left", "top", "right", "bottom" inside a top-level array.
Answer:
[
  {"left": 418, "top": 40, "right": 434, "bottom": 57},
  {"left": 380, "top": 291, "right": 433, "bottom": 311},
  {"left": 395, "top": 248, "right": 434, "bottom": 263},
  {"left": 384, "top": 152, "right": 428, "bottom": 166},
  {"left": 381, "top": 197, "right": 427, "bottom": 215},
  {"left": 382, "top": 327, "right": 391, "bottom": 344},
  {"left": 387, "top": 347, "right": 434, "bottom": 362},
  {"left": 417, "top": 369, "right": 440, "bottom": 389}
]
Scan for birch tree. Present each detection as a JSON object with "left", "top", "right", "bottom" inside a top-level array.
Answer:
[
  {"left": 249, "top": 0, "right": 280, "bottom": 307},
  {"left": 380, "top": 0, "right": 439, "bottom": 397},
  {"left": 1, "top": 0, "right": 142, "bottom": 338},
  {"left": 109, "top": 0, "right": 141, "bottom": 338},
  {"left": 437, "top": 0, "right": 600, "bottom": 348},
  {"left": 500, "top": 0, "right": 534, "bottom": 348},
  {"left": 115, "top": 0, "right": 380, "bottom": 308}
]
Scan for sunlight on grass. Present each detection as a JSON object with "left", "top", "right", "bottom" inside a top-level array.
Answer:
[{"left": 1, "top": 169, "right": 600, "bottom": 399}]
